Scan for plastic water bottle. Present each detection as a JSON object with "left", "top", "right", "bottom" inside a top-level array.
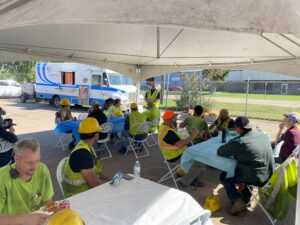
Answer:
[
  {"left": 133, "top": 161, "right": 141, "bottom": 179},
  {"left": 255, "top": 124, "right": 260, "bottom": 132}
]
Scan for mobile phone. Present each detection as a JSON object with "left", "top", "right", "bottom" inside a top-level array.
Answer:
[{"left": 122, "top": 173, "right": 134, "bottom": 180}]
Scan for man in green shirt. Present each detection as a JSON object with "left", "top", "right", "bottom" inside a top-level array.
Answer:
[
  {"left": 0, "top": 138, "right": 54, "bottom": 225},
  {"left": 217, "top": 117, "right": 274, "bottom": 215},
  {"left": 143, "top": 101, "right": 160, "bottom": 132},
  {"left": 179, "top": 105, "right": 210, "bottom": 144}
]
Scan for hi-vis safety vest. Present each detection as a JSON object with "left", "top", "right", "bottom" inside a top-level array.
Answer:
[
  {"left": 158, "top": 124, "right": 186, "bottom": 160},
  {"left": 108, "top": 105, "right": 122, "bottom": 117},
  {"left": 129, "top": 111, "right": 147, "bottom": 136},
  {"left": 216, "top": 117, "right": 232, "bottom": 130},
  {"left": 144, "top": 108, "right": 160, "bottom": 132},
  {"left": 63, "top": 140, "right": 102, "bottom": 188},
  {"left": 146, "top": 89, "right": 160, "bottom": 108}
]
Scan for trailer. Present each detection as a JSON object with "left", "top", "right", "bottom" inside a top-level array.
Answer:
[{"left": 34, "top": 62, "right": 139, "bottom": 108}]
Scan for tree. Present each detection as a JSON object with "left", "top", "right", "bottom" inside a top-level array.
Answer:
[
  {"left": 0, "top": 61, "right": 36, "bottom": 83},
  {"left": 202, "top": 69, "right": 229, "bottom": 93}
]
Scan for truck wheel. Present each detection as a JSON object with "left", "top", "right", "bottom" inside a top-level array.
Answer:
[
  {"left": 20, "top": 94, "right": 27, "bottom": 103},
  {"left": 53, "top": 96, "right": 61, "bottom": 108}
]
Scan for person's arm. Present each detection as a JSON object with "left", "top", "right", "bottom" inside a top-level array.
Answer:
[
  {"left": 0, "top": 108, "right": 6, "bottom": 116},
  {"left": 217, "top": 139, "right": 241, "bottom": 157},
  {"left": 227, "top": 119, "right": 236, "bottom": 131},
  {"left": 0, "top": 127, "right": 18, "bottom": 143},
  {"left": 81, "top": 169, "right": 106, "bottom": 188},
  {"left": 174, "top": 129, "right": 198, "bottom": 148},
  {"left": 208, "top": 121, "right": 216, "bottom": 130},
  {"left": 274, "top": 122, "right": 285, "bottom": 144},
  {"left": 0, "top": 214, "right": 48, "bottom": 225}
]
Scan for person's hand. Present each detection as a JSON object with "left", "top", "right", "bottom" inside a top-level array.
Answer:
[
  {"left": 24, "top": 213, "right": 48, "bottom": 225},
  {"left": 8, "top": 127, "right": 15, "bottom": 133},
  {"left": 73, "top": 116, "right": 77, "bottom": 121},
  {"left": 191, "top": 129, "right": 199, "bottom": 137},
  {"left": 279, "top": 122, "right": 285, "bottom": 129}
]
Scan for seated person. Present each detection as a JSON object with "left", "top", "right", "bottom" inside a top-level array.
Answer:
[
  {"left": 107, "top": 99, "right": 122, "bottom": 118},
  {"left": 0, "top": 107, "right": 6, "bottom": 126},
  {"left": 88, "top": 101, "right": 101, "bottom": 115},
  {"left": 0, "top": 139, "right": 54, "bottom": 225},
  {"left": 62, "top": 118, "right": 110, "bottom": 198},
  {"left": 273, "top": 113, "right": 300, "bottom": 163},
  {"left": 209, "top": 109, "right": 235, "bottom": 137},
  {"left": 88, "top": 102, "right": 108, "bottom": 140},
  {"left": 119, "top": 103, "right": 148, "bottom": 153},
  {"left": 143, "top": 101, "right": 160, "bottom": 132},
  {"left": 55, "top": 98, "right": 76, "bottom": 124},
  {"left": 0, "top": 123, "right": 18, "bottom": 167},
  {"left": 102, "top": 98, "right": 114, "bottom": 111},
  {"left": 179, "top": 105, "right": 210, "bottom": 144},
  {"left": 158, "top": 111, "right": 205, "bottom": 187},
  {"left": 217, "top": 117, "right": 274, "bottom": 215}
]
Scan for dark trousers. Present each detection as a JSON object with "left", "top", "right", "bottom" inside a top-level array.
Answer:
[{"left": 220, "top": 171, "right": 250, "bottom": 203}]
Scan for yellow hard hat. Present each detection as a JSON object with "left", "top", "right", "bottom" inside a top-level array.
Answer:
[
  {"left": 60, "top": 98, "right": 71, "bottom": 106},
  {"left": 47, "top": 209, "right": 84, "bottom": 225},
  {"left": 78, "top": 117, "right": 101, "bottom": 134},
  {"left": 203, "top": 195, "right": 221, "bottom": 212},
  {"left": 130, "top": 102, "right": 138, "bottom": 109}
]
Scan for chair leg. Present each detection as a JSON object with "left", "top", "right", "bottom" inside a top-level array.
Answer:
[
  {"left": 55, "top": 135, "right": 68, "bottom": 151},
  {"left": 158, "top": 162, "right": 179, "bottom": 189}
]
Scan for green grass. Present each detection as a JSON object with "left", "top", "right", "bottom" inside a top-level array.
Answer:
[{"left": 160, "top": 99, "right": 300, "bottom": 121}]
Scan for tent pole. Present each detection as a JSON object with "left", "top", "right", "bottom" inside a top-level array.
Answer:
[
  {"left": 165, "top": 73, "right": 170, "bottom": 109},
  {"left": 136, "top": 65, "right": 141, "bottom": 104},
  {"left": 245, "top": 75, "right": 250, "bottom": 117}
]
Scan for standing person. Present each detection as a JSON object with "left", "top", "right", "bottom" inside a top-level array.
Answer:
[
  {"left": 209, "top": 109, "right": 235, "bottom": 137},
  {"left": 107, "top": 99, "right": 122, "bottom": 118},
  {"left": 145, "top": 81, "right": 160, "bottom": 108},
  {"left": 0, "top": 138, "right": 54, "bottom": 225},
  {"left": 62, "top": 118, "right": 110, "bottom": 198},
  {"left": 217, "top": 117, "right": 274, "bottom": 215},
  {"left": 55, "top": 98, "right": 77, "bottom": 124},
  {"left": 179, "top": 105, "right": 210, "bottom": 144},
  {"left": 273, "top": 113, "right": 300, "bottom": 163},
  {"left": 0, "top": 122, "right": 18, "bottom": 167}
]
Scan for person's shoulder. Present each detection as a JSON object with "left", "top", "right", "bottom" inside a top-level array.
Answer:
[
  {"left": 36, "top": 163, "right": 51, "bottom": 174},
  {"left": 0, "top": 165, "right": 11, "bottom": 179}
]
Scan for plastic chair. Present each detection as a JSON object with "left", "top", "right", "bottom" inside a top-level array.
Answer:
[
  {"left": 146, "top": 118, "right": 160, "bottom": 147},
  {"left": 96, "top": 122, "right": 113, "bottom": 160},
  {"left": 125, "top": 122, "right": 150, "bottom": 159},
  {"left": 158, "top": 157, "right": 180, "bottom": 189},
  {"left": 78, "top": 113, "right": 88, "bottom": 120},
  {"left": 56, "top": 157, "right": 68, "bottom": 198},
  {"left": 54, "top": 118, "right": 72, "bottom": 151}
]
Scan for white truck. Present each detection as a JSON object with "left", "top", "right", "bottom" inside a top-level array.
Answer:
[{"left": 34, "top": 62, "right": 139, "bottom": 108}]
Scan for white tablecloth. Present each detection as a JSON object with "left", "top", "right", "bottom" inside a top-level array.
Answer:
[
  {"left": 181, "top": 136, "right": 238, "bottom": 178},
  {"left": 68, "top": 178, "right": 214, "bottom": 225}
]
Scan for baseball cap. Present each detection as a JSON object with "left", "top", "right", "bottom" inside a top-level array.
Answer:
[
  {"left": 283, "top": 113, "right": 300, "bottom": 124},
  {"left": 130, "top": 102, "right": 138, "bottom": 109},
  {"left": 234, "top": 117, "right": 252, "bottom": 129},
  {"left": 163, "top": 111, "right": 177, "bottom": 120}
]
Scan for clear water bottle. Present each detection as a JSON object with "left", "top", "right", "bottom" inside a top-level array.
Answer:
[
  {"left": 255, "top": 124, "right": 260, "bottom": 132},
  {"left": 133, "top": 161, "right": 141, "bottom": 179}
]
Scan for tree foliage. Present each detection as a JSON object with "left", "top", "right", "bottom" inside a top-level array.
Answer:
[
  {"left": 0, "top": 61, "right": 36, "bottom": 83},
  {"left": 202, "top": 69, "right": 229, "bottom": 81}
]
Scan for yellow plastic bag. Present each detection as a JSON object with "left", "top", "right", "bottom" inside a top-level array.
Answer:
[{"left": 203, "top": 195, "right": 221, "bottom": 212}]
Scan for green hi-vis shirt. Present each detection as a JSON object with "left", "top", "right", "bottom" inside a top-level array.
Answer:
[
  {"left": 184, "top": 116, "right": 209, "bottom": 144},
  {"left": 0, "top": 163, "right": 54, "bottom": 215}
]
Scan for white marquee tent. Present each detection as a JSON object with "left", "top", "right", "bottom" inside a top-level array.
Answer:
[{"left": 0, "top": 0, "right": 299, "bottom": 223}]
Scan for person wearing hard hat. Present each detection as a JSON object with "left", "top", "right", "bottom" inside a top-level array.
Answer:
[
  {"left": 158, "top": 111, "right": 205, "bottom": 188},
  {"left": 55, "top": 98, "right": 76, "bottom": 124},
  {"left": 143, "top": 101, "right": 160, "bottom": 132},
  {"left": 62, "top": 117, "right": 110, "bottom": 198},
  {"left": 106, "top": 99, "right": 122, "bottom": 118},
  {"left": 145, "top": 81, "right": 160, "bottom": 108},
  {"left": 119, "top": 103, "right": 148, "bottom": 154}
]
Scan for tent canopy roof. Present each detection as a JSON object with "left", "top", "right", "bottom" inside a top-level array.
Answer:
[{"left": 0, "top": 0, "right": 299, "bottom": 80}]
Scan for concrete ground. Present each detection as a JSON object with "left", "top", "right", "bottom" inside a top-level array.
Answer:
[{"left": 0, "top": 98, "right": 295, "bottom": 225}]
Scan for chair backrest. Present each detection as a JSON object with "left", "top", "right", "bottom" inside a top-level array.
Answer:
[
  {"left": 78, "top": 113, "right": 88, "bottom": 120},
  {"left": 56, "top": 157, "right": 68, "bottom": 198},
  {"left": 177, "top": 112, "right": 189, "bottom": 121},
  {"left": 273, "top": 140, "right": 284, "bottom": 158},
  {"left": 148, "top": 118, "right": 160, "bottom": 127},
  {"left": 100, "top": 122, "right": 113, "bottom": 134},
  {"left": 190, "top": 209, "right": 211, "bottom": 225},
  {"left": 135, "top": 122, "right": 149, "bottom": 134}
]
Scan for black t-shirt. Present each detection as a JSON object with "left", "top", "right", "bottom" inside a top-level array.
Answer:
[
  {"left": 163, "top": 130, "right": 181, "bottom": 145},
  {"left": 88, "top": 109, "right": 108, "bottom": 139},
  {"left": 69, "top": 149, "right": 94, "bottom": 173}
]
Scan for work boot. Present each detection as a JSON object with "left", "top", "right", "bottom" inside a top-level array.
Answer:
[{"left": 228, "top": 198, "right": 247, "bottom": 215}]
